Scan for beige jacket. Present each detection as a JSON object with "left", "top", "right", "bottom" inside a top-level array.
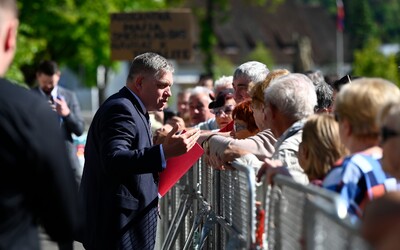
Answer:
[{"left": 207, "top": 129, "right": 277, "bottom": 169}]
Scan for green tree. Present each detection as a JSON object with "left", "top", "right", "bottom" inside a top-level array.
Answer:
[
  {"left": 6, "top": 0, "right": 171, "bottom": 86},
  {"left": 213, "top": 56, "right": 235, "bottom": 79},
  {"left": 246, "top": 41, "right": 275, "bottom": 68},
  {"left": 352, "top": 39, "right": 400, "bottom": 85},
  {"left": 346, "top": 0, "right": 377, "bottom": 50},
  {"left": 371, "top": 0, "right": 400, "bottom": 43}
]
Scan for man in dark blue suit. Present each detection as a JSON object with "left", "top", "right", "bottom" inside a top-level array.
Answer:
[{"left": 79, "top": 52, "right": 200, "bottom": 249}]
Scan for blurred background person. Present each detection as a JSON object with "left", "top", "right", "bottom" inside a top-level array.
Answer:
[
  {"left": 176, "top": 88, "right": 191, "bottom": 127},
  {"left": 231, "top": 99, "right": 259, "bottom": 139},
  {"left": 213, "top": 75, "right": 233, "bottom": 96},
  {"left": 233, "top": 61, "right": 269, "bottom": 103},
  {"left": 314, "top": 81, "right": 334, "bottom": 113},
  {"left": 189, "top": 86, "right": 217, "bottom": 130},
  {"left": 196, "top": 73, "right": 214, "bottom": 90},
  {"left": 32, "top": 60, "right": 85, "bottom": 185},
  {"left": 304, "top": 69, "right": 325, "bottom": 86},
  {"left": 331, "top": 74, "right": 359, "bottom": 100},
  {"left": 208, "top": 89, "right": 235, "bottom": 130}
]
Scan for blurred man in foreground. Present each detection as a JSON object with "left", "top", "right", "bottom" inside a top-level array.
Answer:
[{"left": 0, "top": 0, "right": 80, "bottom": 249}]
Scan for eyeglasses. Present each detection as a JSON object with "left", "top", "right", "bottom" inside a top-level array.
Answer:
[
  {"left": 234, "top": 122, "right": 248, "bottom": 132},
  {"left": 211, "top": 105, "right": 235, "bottom": 117},
  {"left": 380, "top": 126, "right": 400, "bottom": 144}
]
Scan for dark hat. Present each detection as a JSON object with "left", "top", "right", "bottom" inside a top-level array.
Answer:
[{"left": 208, "top": 89, "right": 234, "bottom": 109}]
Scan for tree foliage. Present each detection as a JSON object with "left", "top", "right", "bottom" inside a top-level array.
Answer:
[
  {"left": 346, "top": 0, "right": 377, "bottom": 50},
  {"left": 246, "top": 41, "right": 275, "bottom": 68},
  {"left": 352, "top": 39, "right": 400, "bottom": 85},
  {"left": 6, "top": 0, "right": 171, "bottom": 86}
]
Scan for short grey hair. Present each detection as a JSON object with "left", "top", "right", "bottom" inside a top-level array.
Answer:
[
  {"left": 264, "top": 73, "right": 317, "bottom": 121},
  {"left": 127, "top": 52, "right": 174, "bottom": 82},
  {"left": 304, "top": 70, "right": 325, "bottom": 86},
  {"left": 233, "top": 61, "right": 269, "bottom": 84},
  {"left": 214, "top": 75, "right": 233, "bottom": 89},
  {"left": 190, "top": 86, "right": 213, "bottom": 102}
]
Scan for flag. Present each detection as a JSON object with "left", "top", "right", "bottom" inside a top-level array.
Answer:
[{"left": 336, "top": 0, "right": 345, "bottom": 32}]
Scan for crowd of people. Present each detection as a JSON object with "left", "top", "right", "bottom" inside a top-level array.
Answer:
[
  {"left": 2, "top": 0, "right": 400, "bottom": 249},
  {"left": 155, "top": 66, "right": 400, "bottom": 249}
]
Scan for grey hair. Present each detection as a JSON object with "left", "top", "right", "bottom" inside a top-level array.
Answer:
[
  {"left": 178, "top": 87, "right": 192, "bottom": 96},
  {"left": 190, "top": 86, "right": 213, "bottom": 102},
  {"left": 214, "top": 75, "right": 233, "bottom": 89},
  {"left": 304, "top": 70, "right": 325, "bottom": 86},
  {"left": 315, "top": 82, "right": 333, "bottom": 111},
  {"left": 264, "top": 73, "right": 317, "bottom": 121},
  {"left": 127, "top": 52, "right": 174, "bottom": 82},
  {"left": 233, "top": 61, "right": 269, "bottom": 84}
]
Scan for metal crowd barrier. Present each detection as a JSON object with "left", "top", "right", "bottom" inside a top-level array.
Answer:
[
  {"left": 159, "top": 156, "right": 371, "bottom": 250},
  {"left": 304, "top": 197, "right": 372, "bottom": 250},
  {"left": 264, "top": 175, "right": 350, "bottom": 250}
]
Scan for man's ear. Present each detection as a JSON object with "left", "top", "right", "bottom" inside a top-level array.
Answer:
[
  {"left": 342, "top": 118, "right": 352, "bottom": 137},
  {"left": 269, "top": 103, "right": 278, "bottom": 120},
  {"left": 134, "top": 75, "right": 144, "bottom": 90},
  {"left": 4, "top": 19, "right": 18, "bottom": 53}
]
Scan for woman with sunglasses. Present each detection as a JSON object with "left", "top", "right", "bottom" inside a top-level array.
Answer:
[{"left": 208, "top": 89, "right": 236, "bottom": 129}]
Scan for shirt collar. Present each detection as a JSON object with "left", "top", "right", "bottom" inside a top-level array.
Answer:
[{"left": 124, "top": 86, "right": 147, "bottom": 114}]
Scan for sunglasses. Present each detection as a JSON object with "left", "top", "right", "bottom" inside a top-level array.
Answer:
[
  {"left": 211, "top": 105, "right": 235, "bottom": 117},
  {"left": 380, "top": 126, "right": 400, "bottom": 144}
]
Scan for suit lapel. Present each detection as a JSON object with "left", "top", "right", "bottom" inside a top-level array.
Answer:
[{"left": 119, "top": 87, "right": 153, "bottom": 145}]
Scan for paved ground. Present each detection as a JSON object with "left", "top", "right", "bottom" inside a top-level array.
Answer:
[
  {"left": 40, "top": 232, "right": 84, "bottom": 250},
  {"left": 39, "top": 224, "right": 162, "bottom": 250}
]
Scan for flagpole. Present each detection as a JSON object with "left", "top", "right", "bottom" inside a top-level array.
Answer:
[
  {"left": 336, "top": 0, "right": 344, "bottom": 77},
  {"left": 337, "top": 29, "right": 343, "bottom": 77}
]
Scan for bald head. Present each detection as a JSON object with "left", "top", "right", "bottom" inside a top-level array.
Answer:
[
  {"left": 0, "top": 0, "right": 18, "bottom": 76},
  {"left": 0, "top": 0, "right": 17, "bottom": 14}
]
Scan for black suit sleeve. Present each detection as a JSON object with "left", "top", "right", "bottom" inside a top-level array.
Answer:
[
  {"left": 98, "top": 103, "right": 163, "bottom": 177},
  {"left": 29, "top": 99, "right": 81, "bottom": 242}
]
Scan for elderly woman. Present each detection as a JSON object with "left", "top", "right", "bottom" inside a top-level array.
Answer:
[
  {"left": 203, "top": 69, "right": 289, "bottom": 169},
  {"left": 322, "top": 78, "right": 400, "bottom": 218},
  {"left": 208, "top": 89, "right": 236, "bottom": 129},
  {"left": 231, "top": 99, "right": 259, "bottom": 139}
]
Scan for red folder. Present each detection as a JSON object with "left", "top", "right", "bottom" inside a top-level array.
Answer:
[
  {"left": 158, "top": 142, "right": 204, "bottom": 197},
  {"left": 219, "top": 120, "right": 234, "bottom": 132}
]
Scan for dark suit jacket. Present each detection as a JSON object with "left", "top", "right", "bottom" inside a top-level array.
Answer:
[
  {"left": 0, "top": 78, "right": 80, "bottom": 250},
  {"left": 31, "top": 86, "right": 85, "bottom": 181},
  {"left": 79, "top": 87, "right": 163, "bottom": 250}
]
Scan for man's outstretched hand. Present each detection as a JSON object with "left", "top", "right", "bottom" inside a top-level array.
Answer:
[{"left": 162, "top": 124, "right": 201, "bottom": 159}]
